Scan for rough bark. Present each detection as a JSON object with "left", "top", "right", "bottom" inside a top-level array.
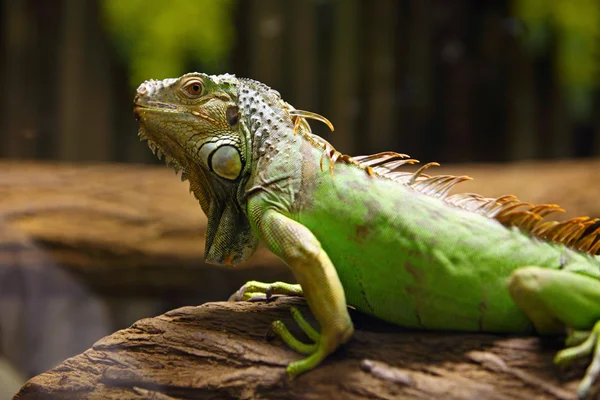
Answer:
[{"left": 14, "top": 297, "right": 585, "bottom": 400}]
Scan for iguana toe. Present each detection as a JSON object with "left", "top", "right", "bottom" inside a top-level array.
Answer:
[{"left": 554, "top": 321, "right": 600, "bottom": 399}]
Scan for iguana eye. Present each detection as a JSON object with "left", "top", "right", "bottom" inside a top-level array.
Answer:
[{"left": 184, "top": 81, "right": 203, "bottom": 96}]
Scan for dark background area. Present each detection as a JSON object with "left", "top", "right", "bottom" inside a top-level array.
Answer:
[{"left": 1, "top": 0, "right": 599, "bottom": 165}]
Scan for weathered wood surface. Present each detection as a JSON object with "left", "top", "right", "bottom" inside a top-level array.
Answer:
[
  {"left": 14, "top": 297, "right": 585, "bottom": 400},
  {"left": 0, "top": 159, "right": 598, "bottom": 296},
  {"left": 0, "top": 159, "right": 599, "bottom": 295},
  {"left": 0, "top": 161, "right": 289, "bottom": 296}
]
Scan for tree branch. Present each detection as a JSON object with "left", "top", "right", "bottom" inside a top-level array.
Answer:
[{"left": 14, "top": 297, "right": 583, "bottom": 400}]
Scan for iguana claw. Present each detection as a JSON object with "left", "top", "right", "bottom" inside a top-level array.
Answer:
[{"left": 228, "top": 281, "right": 303, "bottom": 302}]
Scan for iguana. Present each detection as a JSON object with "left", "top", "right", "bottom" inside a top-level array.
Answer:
[{"left": 134, "top": 72, "right": 600, "bottom": 398}]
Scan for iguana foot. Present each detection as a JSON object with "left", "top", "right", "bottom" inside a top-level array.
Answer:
[
  {"left": 230, "top": 280, "right": 352, "bottom": 378},
  {"left": 555, "top": 321, "right": 600, "bottom": 399},
  {"left": 509, "top": 266, "right": 600, "bottom": 399},
  {"left": 270, "top": 306, "right": 352, "bottom": 378},
  {"left": 270, "top": 307, "right": 318, "bottom": 354},
  {"left": 228, "top": 281, "right": 303, "bottom": 301},
  {"left": 564, "top": 328, "right": 593, "bottom": 347}
]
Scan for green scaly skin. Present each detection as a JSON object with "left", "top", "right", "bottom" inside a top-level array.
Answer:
[{"left": 134, "top": 73, "right": 600, "bottom": 398}]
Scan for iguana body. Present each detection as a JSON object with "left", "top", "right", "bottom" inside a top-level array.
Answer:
[{"left": 134, "top": 73, "right": 600, "bottom": 398}]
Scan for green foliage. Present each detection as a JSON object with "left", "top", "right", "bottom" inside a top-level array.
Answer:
[
  {"left": 513, "top": 0, "right": 600, "bottom": 121},
  {"left": 101, "top": 0, "right": 235, "bottom": 87}
]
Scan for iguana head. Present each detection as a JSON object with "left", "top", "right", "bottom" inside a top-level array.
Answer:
[{"left": 133, "top": 73, "right": 259, "bottom": 265}]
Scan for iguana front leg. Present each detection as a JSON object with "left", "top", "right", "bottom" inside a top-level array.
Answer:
[
  {"left": 508, "top": 266, "right": 600, "bottom": 399},
  {"left": 234, "top": 208, "right": 354, "bottom": 377}
]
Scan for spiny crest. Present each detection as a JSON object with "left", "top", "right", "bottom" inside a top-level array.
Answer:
[
  {"left": 288, "top": 109, "right": 600, "bottom": 256},
  {"left": 354, "top": 151, "right": 600, "bottom": 255}
]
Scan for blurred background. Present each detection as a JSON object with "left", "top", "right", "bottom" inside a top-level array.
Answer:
[
  {"left": 2, "top": 0, "right": 600, "bottom": 163},
  {"left": 1, "top": 0, "right": 599, "bottom": 397}
]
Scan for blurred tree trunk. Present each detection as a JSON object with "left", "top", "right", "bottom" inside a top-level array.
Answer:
[
  {"left": 507, "top": 38, "right": 536, "bottom": 160},
  {"left": 364, "top": 0, "right": 397, "bottom": 153},
  {"left": 438, "top": 1, "right": 474, "bottom": 162},
  {"left": 248, "top": 0, "right": 284, "bottom": 91},
  {"left": 2, "top": 0, "right": 599, "bottom": 165},
  {"left": 404, "top": 0, "right": 433, "bottom": 157},
  {"left": 289, "top": 0, "right": 316, "bottom": 113},
  {"left": 329, "top": 0, "right": 360, "bottom": 155},
  {"left": 1, "top": 0, "right": 39, "bottom": 159},
  {"left": 596, "top": 100, "right": 600, "bottom": 155},
  {"left": 111, "top": 62, "right": 153, "bottom": 164},
  {"left": 58, "top": 0, "right": 113, "bottom": 161},
  {"left": 546, "top": 43, "right": 571, "bottom": 159}
]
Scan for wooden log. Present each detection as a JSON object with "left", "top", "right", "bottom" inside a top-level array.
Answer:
[
  {"left": 14, "top": 297, "right": 584, "bottom": 400},
  {"left": 0, "top": 159, "right": 598, "bottom": 298},
  {"left": 1, "top": 159, "right": 599, "bottom": 297},
  {"left": 0, "top": 161, "right": 290, "bottom": 297}
]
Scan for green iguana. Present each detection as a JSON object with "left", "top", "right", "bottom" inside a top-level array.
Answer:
[{"left": 134, "top": 73, "right": 600, "bottom": 398}]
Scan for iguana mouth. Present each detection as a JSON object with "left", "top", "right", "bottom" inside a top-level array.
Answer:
[
  {"left": 133, "top": 105, "right": 144, "bottom": 121},
  {"left": 133, "top": 94, "right": 144, "bottom": 121},
  {"left": 133, "top": 103, "right": 177, "bottom": 118},
  {"left": 134, "top": 101, "right": 186, "bottom": 167},
  {"left": 133, "top": 93, "right": 148, "bottom": 117}
]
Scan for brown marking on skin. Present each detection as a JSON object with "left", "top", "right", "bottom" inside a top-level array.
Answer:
[
  {"left": 403, "top": 262, "right": 426, "bottom": 328},
  {"left": 357, "top": 277, "right": 375, "bottom": 314},
  {"left": 353, "top": 224, "right": 371, "bottom": 242},
  {"left": 478, "top": 299, "right": 488, "bottom": 331},
  {"left": 422, "top": 205, "right": 450, "bottom": 221},
  {"left": 363, "top": 198, "right": 382, "bottom": 223},
  {"left": 347, "top": 178, "right": 370, "bottom": 193},
  {"left": 347, "top": 197, "right": 381, "bottom": 244},
  {"left": 478, "top": 300, "right": 487, "bottom": 313},
  {"left": 405, "top": 263, "right": 424, "bottom": 285},
  {"left": 403, "top": 285, "right": 425, "bottom": 328}
]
